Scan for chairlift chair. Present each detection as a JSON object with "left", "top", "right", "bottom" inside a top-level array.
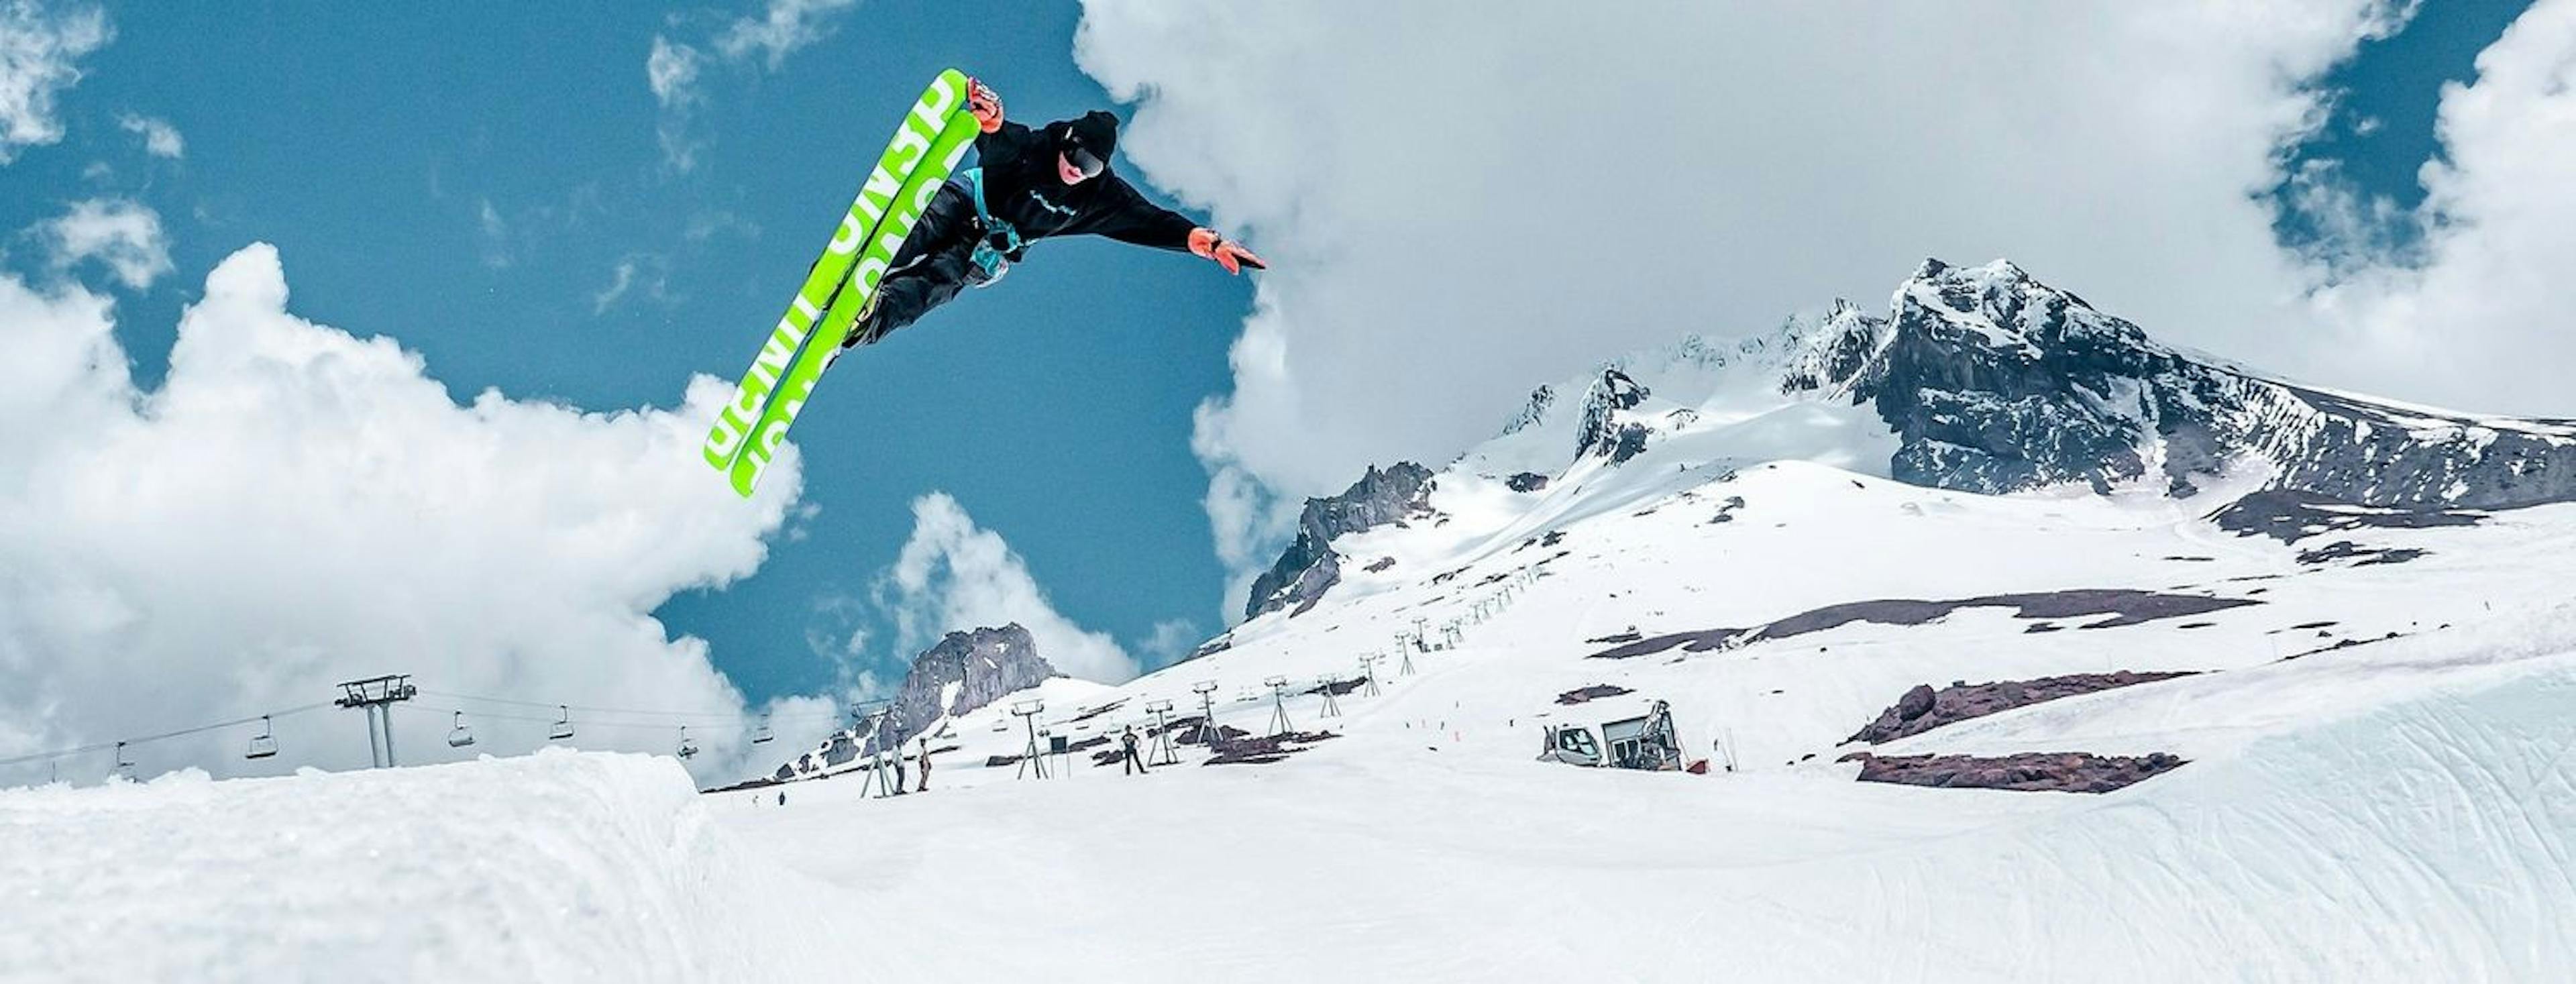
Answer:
[
  {"left": 547, "top": 705, "right": 574, "bottom": 741},
  {"left": 244, "top": 715, "right": 280, "bottom": 760},
  {"left": 752, "top": 716, "right": 775, "bottom": 744},
  {"left": 447, "top": 711, "right": 476, "bottom": 748},
  {"left": 677, "top": 725, "right": 700, "bottom": 759}
]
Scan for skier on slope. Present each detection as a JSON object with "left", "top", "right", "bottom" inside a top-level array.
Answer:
[
  {"left": 838, "top": 78, "right": 1264, "bottom": 354},
  {"left": 1119, "top": 726, "right": 1148, "bottom": 775}
]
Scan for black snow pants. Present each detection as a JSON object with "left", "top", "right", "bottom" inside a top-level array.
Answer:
[{"left": 849, "top": 182, "right": 993, "bottom": 347}]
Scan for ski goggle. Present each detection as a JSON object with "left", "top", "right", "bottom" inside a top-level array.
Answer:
[{"left": 1063, "top": 145, "right": 1106, "bottom": 179}]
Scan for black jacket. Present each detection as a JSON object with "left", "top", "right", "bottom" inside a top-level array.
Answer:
[{"left": 971, "top": 118, "right": 1197, "bottom": 259}]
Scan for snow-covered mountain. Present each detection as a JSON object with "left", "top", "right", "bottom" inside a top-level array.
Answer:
[
  {"left": 769, "top": 623, "right": 1099, "bottom": 781},
  {"left": 1244, "top": 258, "right": 2576, "bottom": 621},
  {"left": 17, "top": 259, "right": 2576, "bottom": 982}
]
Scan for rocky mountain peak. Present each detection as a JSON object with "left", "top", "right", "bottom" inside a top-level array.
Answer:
[
  {"left": 1574, "top": 369, "right": 1653, "bottom": 462},
  {"left": 1856, "top": 258, "right": 2576, "bottom": 506},
  {"left": 1244, "top": 462, "right": 1437, "bottom": 620},
  {"left": 774, "top": 623, "right": 1058, "bottom": 780}
]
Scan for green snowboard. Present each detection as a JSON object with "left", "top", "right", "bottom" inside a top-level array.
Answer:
[{"left": 703, "top": 68, "right": 981, "bottom": 498}]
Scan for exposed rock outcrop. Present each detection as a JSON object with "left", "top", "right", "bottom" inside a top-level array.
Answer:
[
  {"left": 1841, "top": 750, "right": 2186, "bottom": 793},
  {"left": 1817, "top": 259, "right": 2576, "bottom": 507},
  {"left": 1846, "top": 671, "right": 2198, "bottom": 745},
  {"left": 1574, "top": 369, "right": 1653, "bottom": 463},
  {"left": 774, "top": 624, "right": 1058, "bottom": 779},
  {"left": 1244, "top": 462, "right": 1437, "bottom": 620}
]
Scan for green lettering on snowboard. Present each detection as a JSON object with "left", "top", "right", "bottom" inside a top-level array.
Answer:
[
  {"left": 702, "top": 69, "right": 974, "bottom": 492},
  {"left": 727, "top": 112, "right": 978, "bottom": 497}
]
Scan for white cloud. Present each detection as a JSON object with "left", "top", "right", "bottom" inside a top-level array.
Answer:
[
  {"left": 2294, "top": 0, "right": 2576, "bottom": 413},
  {"left": 714, "top": 0, "right": 861, "bottom": 69},
  {"left": 647, "top": 1, "right": 865, "bottom": 172},
  {"left": 0, "top": 0, "right": 111, "bottom": 164},
  {"left": 0, "top": 244, "right": 805, "bottom": 785},
  {"left": 113, "top": 111, "right": 180, "bottom": 159},
  {"left": 1137, "top": 618, "right": 1203, "bottom": 668},
  {"left": 592, "top": 253, "right": 674, "bottom": 314},
  {"left": 1070, "top": 1, "right": 2576, "bottom": 616},
  {"left": 647, "top": 36, "right": 706, "bottom": 172},
  {"left": 875, "top": 492, "right": 1139, "bottom": 684},
  {"left": 34, "top": 197, "right": 169, "bottom": 290}
]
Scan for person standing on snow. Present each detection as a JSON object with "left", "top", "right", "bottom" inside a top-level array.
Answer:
[
  {"left": 915, "top": 738, "right": 933, "bottom": 793},
  {"left": 837, "top": 78, "right": 1264, "bottom": 355},
  {"left": 1118, "top": 726, "right": 1148, "bottom": 775}
]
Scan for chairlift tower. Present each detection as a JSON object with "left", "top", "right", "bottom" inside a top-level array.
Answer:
[
  {"left": 1316, "top": 677, "right": 1342, "bottom": 718},
  {"left": 1010, "top": 699, "right": 1048, "bottom": 779},
  {"left": 1264, "top": 675, "right": 1294, "bottom": 736},
  {"left": 335, "top": 674, "right": 417, "bottom": 768},
  {"left": 1189, "top": 681, "right": 1222, "bottom": 751},
  {"left": 1143, "top": 699, "right": 1179, "bottom": 766},
  {"left": 1395, "top": 635, "right": 1417, "bottom": 676},
  {"left": 1358, "top": 655, "right": 1383, "bottom": 696},
  {"left": 867, "top": 705, "right": 906, "bottom": 798}
]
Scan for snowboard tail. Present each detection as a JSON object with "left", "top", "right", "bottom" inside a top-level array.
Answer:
[{"left": 702, "top": 69, "right": 981, "bottom": 498}]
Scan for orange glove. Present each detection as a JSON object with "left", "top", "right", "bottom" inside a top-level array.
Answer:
[
  {"left": 1189, "top": 227, "right": 1267, "bottom": 274},
  {"left": 967, "top": 78, "right": 1003, "bottom": 134}
]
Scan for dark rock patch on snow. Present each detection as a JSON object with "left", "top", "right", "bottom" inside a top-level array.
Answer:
[
  {"left": 1555, "top": 684, "right": 1634, "bottom": 705},
  {"left": 1304, "top": 677, "right": 1366, "bottom": 698},
  {"left": 1507, "top": 472, "right": 1550, "bottom": 492},
  {"left": 1591, "top": 589, "right": 2258, "bottom": 659},
  {"left": 2294, "top": 540, "right": 2427, "bottom": 566},
  {"left": 1203, "top": 730, "right": 1340, "bottom": 766},
  {"left": 2209, "top": 490, "right": 2483, "bottom": 544},
  {"left": 1066, "top": 699, "right": 1128, "bottom": 724},
  {"left": 1841, "top": 750, "right": 2186, "bottom": 793},
  {"left": 1846, "top": 671, "right": 2196, "bottom": 745}
]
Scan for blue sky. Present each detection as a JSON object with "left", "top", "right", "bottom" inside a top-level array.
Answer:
[
  {"left": 2269, "top": 0, "right": 2539, "bottom": 261},
  {"left": 5, "top": 0, "right": 2567, "bottom": 771},
  {"left": 1, "top": 1, "right": 1250, "bottom": 703}
]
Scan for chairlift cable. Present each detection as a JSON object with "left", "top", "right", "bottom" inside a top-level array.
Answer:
[{"left": 0, "top": 702, "right": 335, "bottom": 769}]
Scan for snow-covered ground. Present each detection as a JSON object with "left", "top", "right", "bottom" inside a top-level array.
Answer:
[
  {"left": 11, "top": 343, "right": 2576, "bottom": 980},
  {"left": 13, "top": 452, "right": 2576, "bottom": 980}
]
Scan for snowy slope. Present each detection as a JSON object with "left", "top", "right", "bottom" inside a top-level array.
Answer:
[
  {"left": 12, "top": 259, "right": 2576, "bottom": 981},
  {"left": 0, "top": 749, "right": 844, "bottom": 983},
  {"left": 15, "top": 439, "right": 2576, "bottom": 981}
]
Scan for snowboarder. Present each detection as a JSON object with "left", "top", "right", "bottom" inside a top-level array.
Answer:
[
  {"left": 839, "top": 79, "right": 1264, "bottom": 354},
  {"left": 915, "top": 738, "right": 932, "bottom": 792},
  {"left": 1119, "top": 726, "right": 1148, "bottom": 775}
]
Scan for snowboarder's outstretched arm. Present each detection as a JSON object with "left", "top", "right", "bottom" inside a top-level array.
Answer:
[
  {"left": 967, "top": 78, "right": 1265, "bottom": 274},
  {"left": 1071, "top": 178, "right": 1267, "bottom": 274}
]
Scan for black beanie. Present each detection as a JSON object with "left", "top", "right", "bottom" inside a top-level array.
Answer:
[{"left": 1064, "top": 110, "right": 1119, "bottom": 162}]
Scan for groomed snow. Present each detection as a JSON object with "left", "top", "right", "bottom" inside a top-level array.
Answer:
[
  {"left": 1, "top": 749, "right": 839, "bottom": 983},
  {"left": 12, "top": 445, "right": 2576, "bottom": 980}
]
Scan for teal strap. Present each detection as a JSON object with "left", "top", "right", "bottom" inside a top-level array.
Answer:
[{"left": 959, "top": 168, "right": 1017, "bottom": 282}]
